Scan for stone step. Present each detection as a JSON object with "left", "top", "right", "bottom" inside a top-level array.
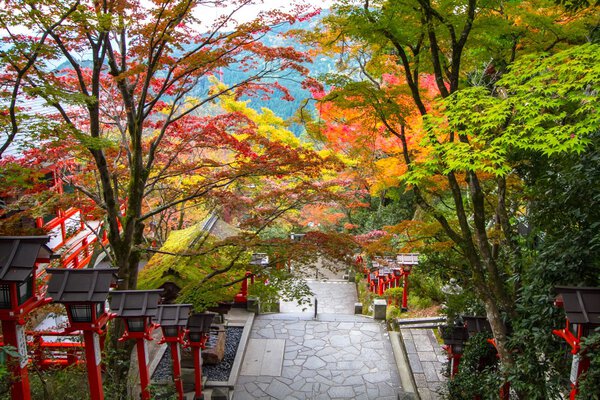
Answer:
[{"left": 396, "top": 316, "right": 445, "bottom": 325}]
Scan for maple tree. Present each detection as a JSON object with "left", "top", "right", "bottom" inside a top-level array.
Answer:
[
  {"left": 314, "top": 0, "right": 600, "bottom": 391},
  {"left": 0, "top": 0, "right": 325, "bottom": 289}
]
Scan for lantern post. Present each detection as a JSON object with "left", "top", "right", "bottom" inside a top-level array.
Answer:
[
  {"left": 155, "top": 304, "right": 192, "bottom": 400},
  {"left": 186, "top": 313, "right": 216, "bottom": 400},
  {"left": 552, "top": 286, "right": 600, "bottom": 400},
  {"left": 108, "top": 290, "right": 162, "bottom": 400},
  {"left": 0, "top": 236, "right": 54, "bottom": 400},
  {"left": 46, "top": 268, "right": 117, "bottom": 400},
  {"left": 439, "top": 324, "right": 469, "bottom": 377},
  {"left": 397, "top": 253, "right": 419, "bottom": 311}
]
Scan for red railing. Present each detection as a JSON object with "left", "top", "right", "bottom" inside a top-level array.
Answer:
[
  {"left": 39, "top": 208, "right": 85, "bottom": 251},
  {"left": 1, "top": 331, "right": 86, "bottom": 371}
]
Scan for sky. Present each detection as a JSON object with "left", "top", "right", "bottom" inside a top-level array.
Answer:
[{"left": 197, "top": 0, "right": 335, "bottom": 27}]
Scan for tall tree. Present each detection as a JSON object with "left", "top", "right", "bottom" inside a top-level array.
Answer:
[
  {"left": 0, "top": 0, "right": 320, "bottom": 291},
  {"left": 316, "top": 0, "right": 599, "bottom": 379}
]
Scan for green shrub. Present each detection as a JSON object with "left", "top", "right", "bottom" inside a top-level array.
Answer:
[
  {"left": 383, "top": 287, "right": 403, "bottom": 305},
  {"left": 443, "top": 332, "right": 502, "bottom": 399},
  {"left": 578, "top": 331, "right": 600, "bottom": 400},
  {"left": 408, "top": 294, "right": 433, "bottom": 309},
  {"left": 356, "top": 277, "right": 376, "bottom": 315},
  {"left": 386, "top": 305, "right": 402, "bottom": 319}
]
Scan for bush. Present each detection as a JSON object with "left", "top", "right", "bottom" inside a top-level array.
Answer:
[
  {"left": 408, "top": 294, "right": 433, "bottom": 310},
  {"left": 383, "top": 287, "right": 403, "bottom": 306},
  {"left": 578, "top": 331, "right": 600, "bottom": 400},
  {"left": 386, "top": 305, "right": 402, "bottom": 319},
  {"left": 356, "top": 276, "right": 376, "bottom": 315},
  {"left": 442, "top": 332, "right": 501, "bottom": 400}
]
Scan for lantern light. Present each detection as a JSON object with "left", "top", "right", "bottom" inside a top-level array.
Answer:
[
  {"left": 162, "top": 325, "right": 180, "bottom": 338},
  {"left": 0, "top": 284, "right": 11, "bottom": 309},
  {"left": 69, "top": 304, "right": 94, "bottom": 323},
  {"left": 126, "top": 317, "right": 147, "bottom": 333}
]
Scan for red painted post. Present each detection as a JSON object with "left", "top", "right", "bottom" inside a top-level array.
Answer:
[
  {"left": 82, "top": 330, "right": 104, "bottom": 400},
  {"left": 1, "top": 320, "right": 31, "bottom": 400},
  {"left": 192, "top": 346, "right": 203, "bottom": 400},
  {"left": 170, "top": 342, "right": 185, "bottom": 400},
  {"left": 402, "top": 272, "right": 410, "bottom": 310},
  {"left": 82, "top": 237, "right": 89, "bottom": 258},
  {"left": 136, "top": 338, "right": 151, "bottom": 400}
]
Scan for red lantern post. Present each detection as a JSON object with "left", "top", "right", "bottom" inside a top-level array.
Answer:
[
  {"left": 155, "top": 304, "right": 193, "bottom": 400},
  {"left": 46, "top": 268, "right": 117, "bottom": 400},
  {"left": 109, "top": 290, "right": 163, "bottom": 400},
  {"left": 397, "top": 253, "right": 419, "bottom": 311},
  {"left": 186, "top": 313, "right": 216, "bottom": 400},
  {"left": 0, "top": 236, "right": 54, "bottom": 400},
  {"left": 553, "top": 287, "right": 600, "bottom": 400}
]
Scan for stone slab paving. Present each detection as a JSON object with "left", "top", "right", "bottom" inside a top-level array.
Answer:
[
  {"left": 280, "top": 280, "right": 358, "bottom": 314},
  {"left": 400, "top": 328, "right": 447, "bottom": 400},
  {"left": 233, "top": 314, "right": 403, "bottom": 400}
]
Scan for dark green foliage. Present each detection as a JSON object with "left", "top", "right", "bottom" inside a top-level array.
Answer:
[
  {"left": 578, "top": 330, "right": 600, "bottom": 399},
  {"left": 503, "top": 105, "right": 600, "bottom": 398},
  {"left": 350, "top": 187, "right": 416, "bottom": 234},
  {"left": 443, "top": 333, "right": 502, "bottom": 400},
  {"left": 248, "top": 269, "right": 313, "bottom": 312}
]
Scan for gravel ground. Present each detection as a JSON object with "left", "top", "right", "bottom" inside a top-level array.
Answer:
[
  {"left": 151, "top": 326, "right": 243, "bottom": 382},
  {"left": 204, "top": 326, "right": 243, "bottom": 381}
]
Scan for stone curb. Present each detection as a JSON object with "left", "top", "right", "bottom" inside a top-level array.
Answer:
[
  {"left": 390, "top": 331, "right": 420, "bottom": 399},
  {"left": 204, "top": 310, "right": 255, "bottom": 389}
]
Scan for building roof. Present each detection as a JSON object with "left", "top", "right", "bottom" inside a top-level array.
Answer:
[
  {"left": 0, "top": 236, "right": 53, "bottom": 282},
  {"left": 555, "top": 286, "right": 600, "bottom": 325},
  {"left": 46, "top": 268, "right": 117, "bottom": 303},
  {"left": 109, "top": 290, "right": 163, "bottom": 318},
  {"left": 153, "top": 304, "right": 192, "bottom": 327}
]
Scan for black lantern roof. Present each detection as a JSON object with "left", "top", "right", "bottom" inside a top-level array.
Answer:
[
  {"left": 555, "top": 286, "right": 600, "bottom": 325},
  {"left": 0, "top": 236, "right": 53, "bottom": 282},
  {"left": 250, "top": 253, "right": 269, "bottom": 266},
  {"left": 439, "top": 325, "right": 470, "bottom": 346},
  {"left": 109, "top": 290, "right": 163, "bottom": 318},
  {"left": 187, "top": 312, "right": 216, "bottom": 334},
  {"left": 290, "top": 233, "right": 305, "bottom": 241},
  {"left": 462, "top": 315, "right": 492, "bottom": 335},
  {"left": 154, "top": 304, "right": 192, "bottom": 327},
  {"left": 47, "top": 268, "right": 117, "bottom": 303}
]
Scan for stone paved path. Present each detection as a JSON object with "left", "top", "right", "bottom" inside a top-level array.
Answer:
[
  {"left": 234, "top": 274, "right": 405, "bottom": 400},
  {"left": 234, "top": 313, "right": 403, "bottom": 400},
  {"left": 280, "top": 280, "right": 358, "bottom": 314},
  {"left": 401, "top": 328, "right": 446, "bottom": 399}
]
